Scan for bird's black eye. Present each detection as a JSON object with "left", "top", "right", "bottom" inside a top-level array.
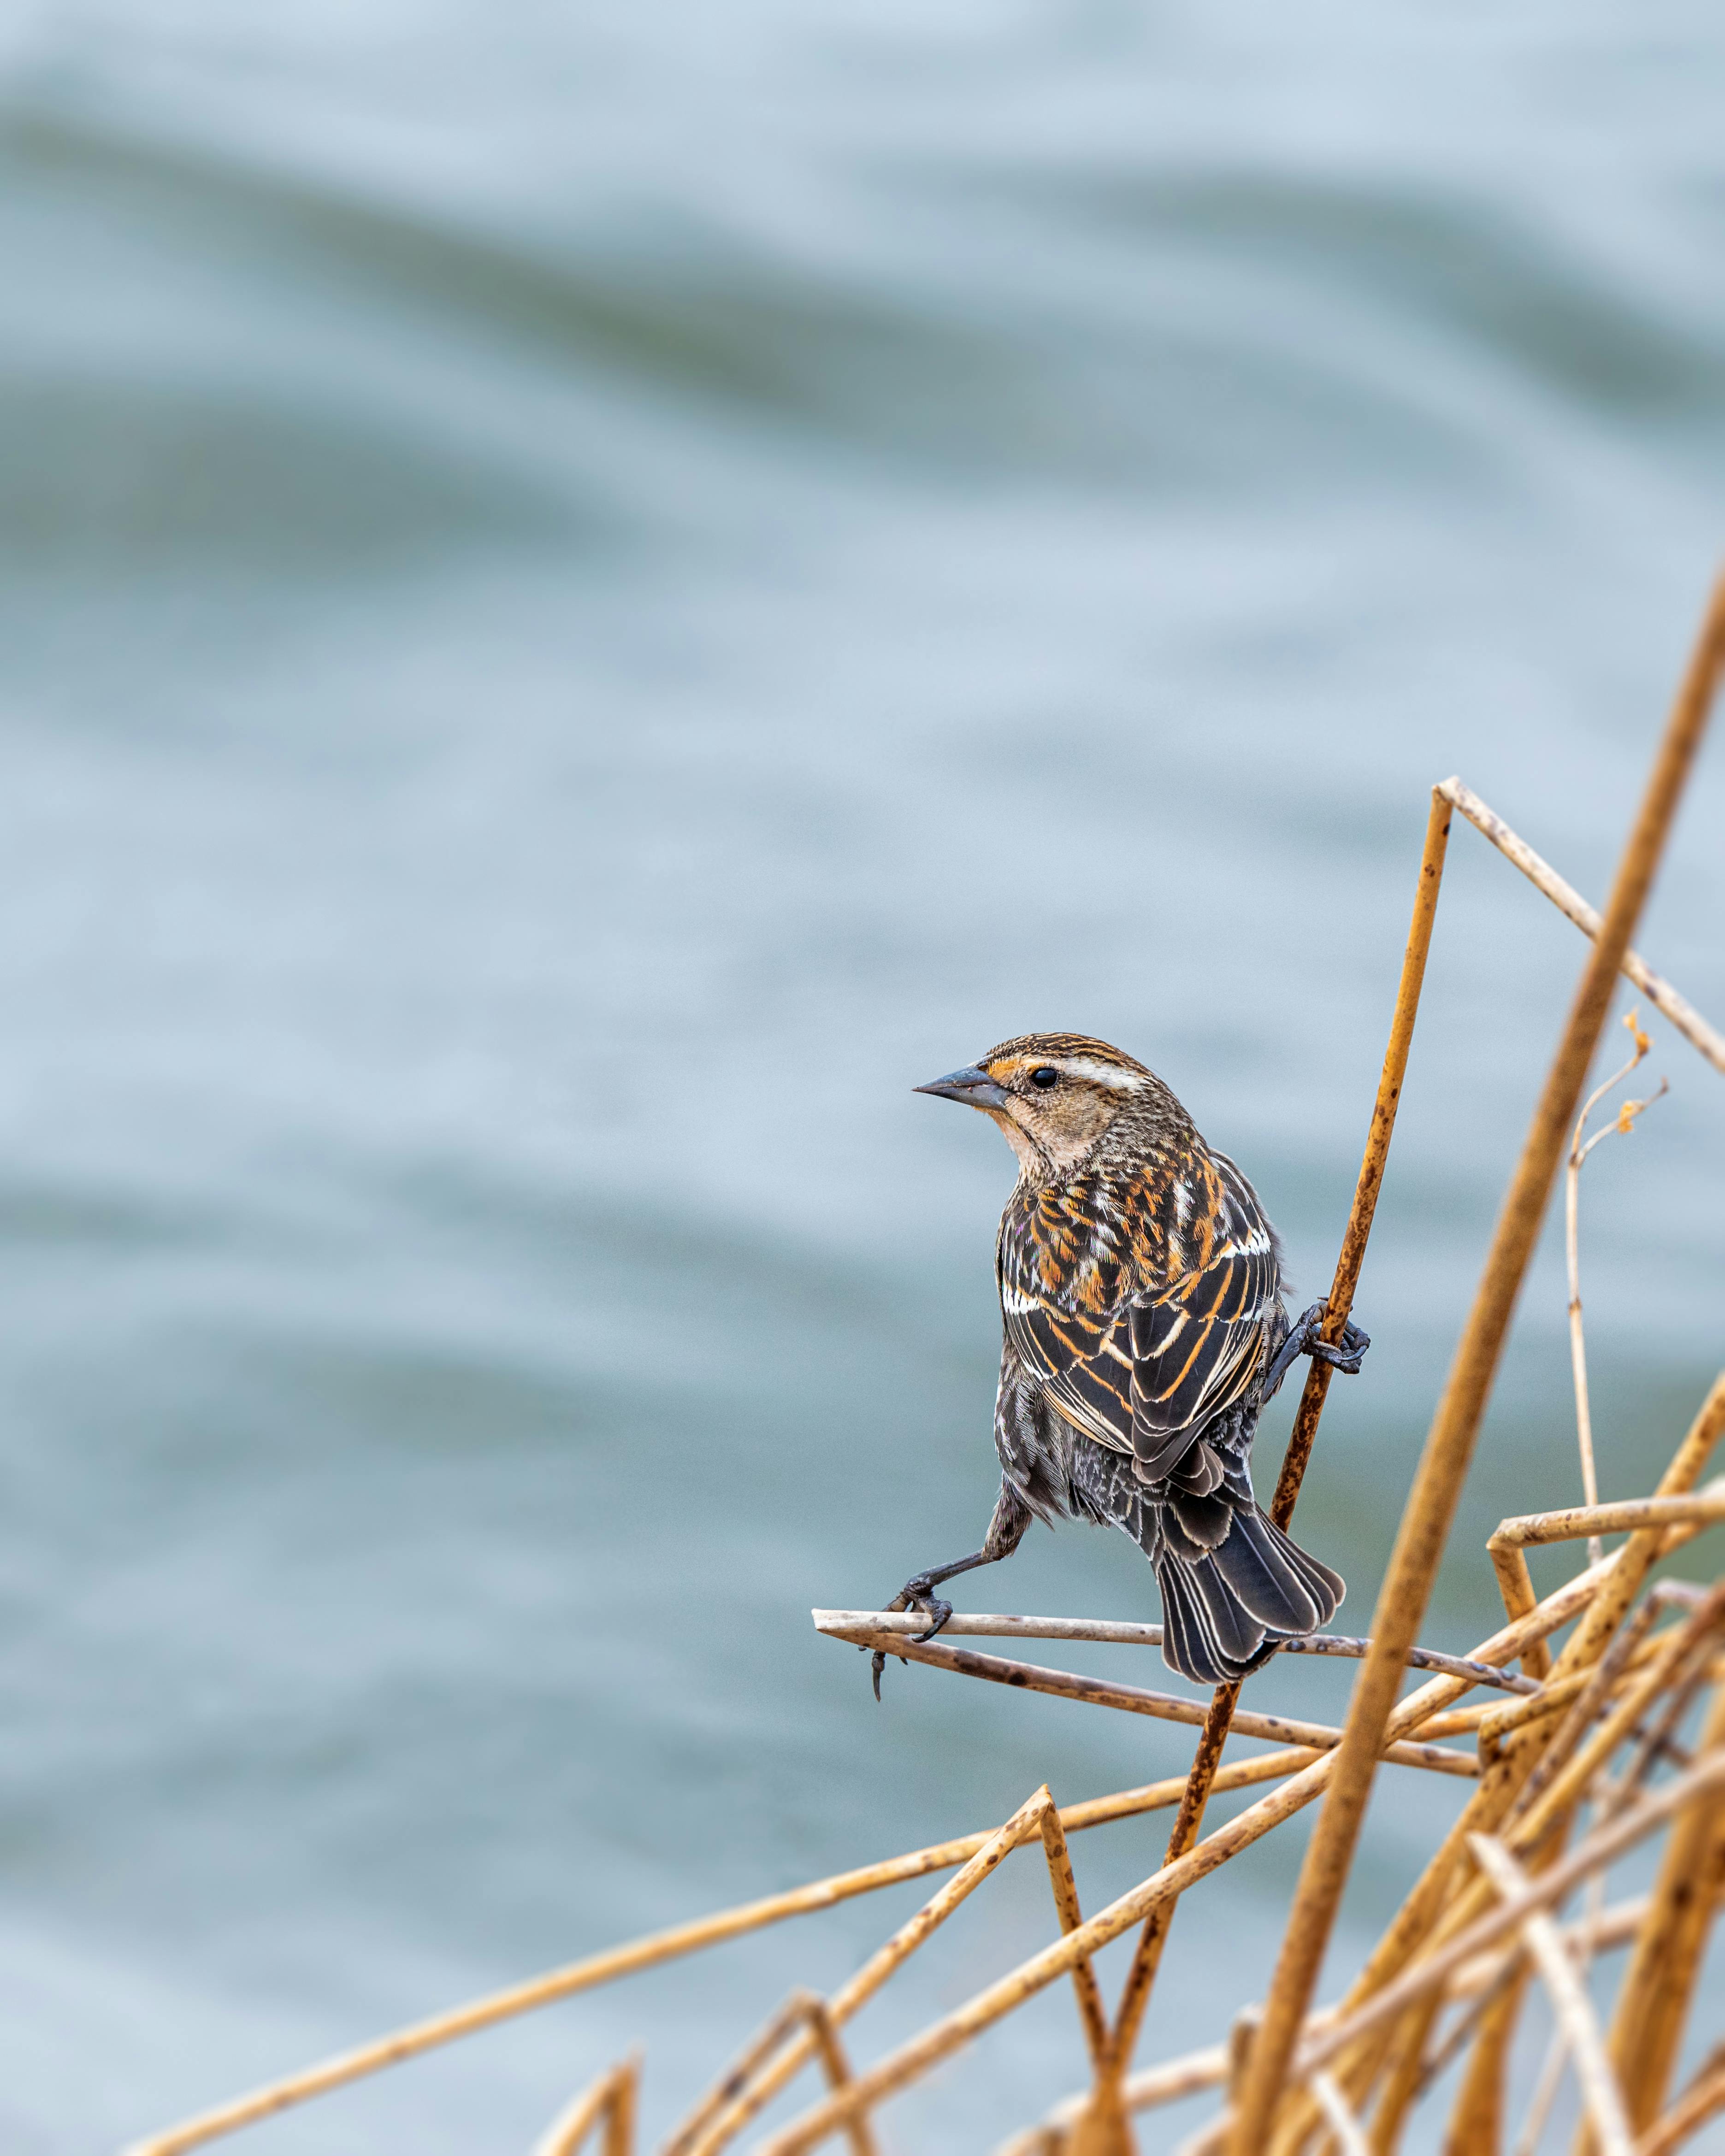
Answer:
[{"left": 1030, "top": 1066, "right": 1059, "bottom": 1090}]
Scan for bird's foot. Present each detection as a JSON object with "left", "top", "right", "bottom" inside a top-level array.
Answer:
[
  {"left": 1264, "top": 1301, "right": 1372, "bottom": 1397},
  {"left": 1303, "top": 1302, "right": 1371, "bottom": 1375},
  {"left": 870, "top": 1574, "right": 958, "bottom": 1701},
  {"left": 898, "top": 1574, "right": 957, "bottom": 1644}
]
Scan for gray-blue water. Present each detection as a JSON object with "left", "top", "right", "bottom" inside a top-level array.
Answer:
[{"left": 3, "top": 6, "right": 1724, "bottom": 2151}]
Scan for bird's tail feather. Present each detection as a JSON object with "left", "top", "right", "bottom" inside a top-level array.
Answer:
[
  {"left": 1157, "top": 1551, "right": 1277, "bottom": 1685},
  {"left": 1213, "top": 1500, "right": 1345, "bottom": 1634},
  {"left": 1151, "top": 1500, "right": 1344, "bottom": 1687}
]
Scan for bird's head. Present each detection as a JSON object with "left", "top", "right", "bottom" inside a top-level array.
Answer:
[{"left": 916, "top": 1032, "right": 1155, "bottom": 1178}]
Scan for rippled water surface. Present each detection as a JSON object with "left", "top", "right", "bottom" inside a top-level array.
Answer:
[{"left": 3, "top": 6, "right": 1725, "bottom": 2150}]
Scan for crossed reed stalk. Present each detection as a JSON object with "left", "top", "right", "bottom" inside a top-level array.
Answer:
[{"left": 123, "top": 576, "right": 1725, "bottom": 2156}]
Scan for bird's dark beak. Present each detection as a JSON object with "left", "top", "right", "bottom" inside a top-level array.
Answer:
[{"left": 915, "top": 1064, "right": 1008, "bottom": 1110}]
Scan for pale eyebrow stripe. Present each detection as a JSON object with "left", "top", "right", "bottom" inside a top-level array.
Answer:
[{"left": 1057, "top": 1058, "right": 1140, "bottom": 1090}]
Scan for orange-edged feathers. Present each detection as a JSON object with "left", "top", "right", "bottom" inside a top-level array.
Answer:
[{"left": 998, "top": 1143, "right": 1283, "bottom": 1482}]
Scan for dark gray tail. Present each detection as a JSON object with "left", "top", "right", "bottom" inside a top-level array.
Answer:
[{"left": 1153, "top": 1499, "right": 1344, "bottom": 1687}]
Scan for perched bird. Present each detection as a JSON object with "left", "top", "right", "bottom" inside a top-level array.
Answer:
[{"left": 880, "top": 1032, "right": 1367, "bottom": 1694}]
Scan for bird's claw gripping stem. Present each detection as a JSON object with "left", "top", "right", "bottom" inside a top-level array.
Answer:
[
  {"left": 904, "top": 1579, "right": 957, "bottom": 1644},
  {"left": 1263, "top": 1300, "right": 1372, "bottom": 1400},
  {"left": 869, "top": 1575, "right": 957, "bottom": 1700}
]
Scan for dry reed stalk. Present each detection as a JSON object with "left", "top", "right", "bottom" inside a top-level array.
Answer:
[
  {"left": 659, "top": 1990, "right": 877, "bottom": 2156},
  {"left": 817, "top": 1627, "right": 1478, "bottom": 1775},
  {"left": 1555, "top": 1379, "right": 1725, "bottom": 1683},
  {"left": 1372, "top": 1586, "right": 1724, "bottom": 2148},
  {"left": 759, "top": 1561, "right": 1713, "bottom": 2156},
  {"left": 815, "top": 1611, "right": 1539, "bottom": 1692},
  {"left": 1040, "top": 1803, "right": 1113, "bottom": 2068},
  {"left": 1507, "top": 1871, "right": 1607, "bottom": 2156},
  {"left": 1309, "top": 1527, "right": 1721, "bottom": 2146},
  {"left": 674, "top": 1785, "right": 1120, "bottom": 2156},
  {"left": 997, "top": 2043, "right": 1235, "bottom": 2149},
  {"left": 1014, "top": 1883, "right": 1669, "bottom": 2156},
  {"left": 1488, "top": 1474, "right": 1725, "bottom": 1695},
  {"left": 1083, "top": 785, "right": 1457, "bottom": 2133},
  {"left": 1261, "top": 1155, "right": 1725, "bottom": 2146},
  {"left": 1309, "top": 2069, "right": 1373, "bottom": 2156},
  {"left": 1491, "top": 1488, "right": 1725, "bottom": 1558},
  {"left": 661, "top": 1993, "right": 827, "bottom": 2156},
  {"left": 121, "top": 1755, "right": 1328, "bottom": 2156},
  {"left": 1022, "top": 1884, "right": 1712, "bottom": 2151},
  {"left": 745, "top": 1563, "right": 1640, "bottom": 2156},
  {"left": 1636, "top": 2044, "right": 1725, "bottom": 2156},
  {"left": 750, "top": 1758, "right": 1353, "bottom": 2156},
  {"left": 1355, "top": 1597, "right": 1725, "bottom": 2150},
  {"left": 1002, "top": 2035, "right": 1308, "bottom": 2156},
  {"left": 1600, "top": 1640, "right": 1712, "bottom": 1801},
  {"left": 1313, "top": 856, "right": 1725, "bottom": 2150},
  {"left": 1512, "top": 1598, "right": 1725, "bottom": 1845},
  {"left": 1477, "top": 1654, "right": 1656, "bottom": 1766},
  {"left": 675, "top": 1787, "right": 1061, "bottom": 2156},
  {"left": 1436, "top": 777, "right": 1725, "bottom": 1078},
  {"left": 1448, "top": 1890, "right": 1650, "bottom": 2003},
  {"left": 1228, "top": 577, "right": 1725, "bottom": 2155},
  {"left": 1564, "top": 1011, "right": 1666, "bottom": 1565},
  {"left": 1284, "top": 1747, "right": 1725, "bottom": 2081},
  {"left": 1161, "top": 1754, "right": 1725, "bottom": 2156},
  {"left": 1506, "top": 1598, "right": 1673, "bottom": 1828},
  {"left": 799, "top": 2001, "right": 875, "bottom": 2156},
  {"left": 530, "top": 2054, "right": 639, "bottom": 2156},
  {"left": 1260, "top": 1502, "right": 1723, "bottom": 2153},
  {"left": 1590, "top": 1682, "right": 1725, "bottom": 2145},
  {"left": 1249, "top": 1561, "right": 1655, "bottom": 2156},
  {"left": 1468, "top": 1836, "right": 1634, "bottom": 2156}
]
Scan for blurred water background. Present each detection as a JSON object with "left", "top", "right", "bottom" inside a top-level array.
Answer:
[{"left": 2, "top": 4, "right": 1724, "bottom": 2150}]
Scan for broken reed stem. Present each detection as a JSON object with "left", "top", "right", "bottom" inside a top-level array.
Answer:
[
  {"left": 1096, "top": 782, "right": 1457, "bottom": 2097},
  {"left": 678, "top": 1785, "right": 1122, "bottom": 2156},
  {"left": 1437, "top": 775, "right": 1725, "bottom": 1078},
  {"left": 1227, "top": 577, "right": 1725, "bottom": 2156},
  {"left": 531, "top": 2055, "right": 639, "bottom": 2156},
  {"left": 1040, "top": 1806, "right": 1112, "bottom": 2069},
  {"left": 679, "top": 1788, "right": 1061, "bottom": 2156},
  {"left": 1490, "top": 1486, "right": 1725, "bottom": 1553}
]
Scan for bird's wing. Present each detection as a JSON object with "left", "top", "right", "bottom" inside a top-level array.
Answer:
[
  {"left": 998, "top": 1180, "right": 1137, "bottom": 1454},
  {"left": 1125, "top": 1151, "right": 1282, "bottom": 1479},
  {"left": 998, "top": 1150, "right": 1283, "bottom": 1470}
]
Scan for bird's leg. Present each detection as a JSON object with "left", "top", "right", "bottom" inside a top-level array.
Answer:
[
  {"left": 1261, "top": 1299, "right": 1372, "bottom": 1402},
  {"left": 872, "top": 1484, "right": 1031, "bottom": 1700}
]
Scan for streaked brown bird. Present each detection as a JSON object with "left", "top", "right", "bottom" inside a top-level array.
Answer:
[{"left": 881, "top": 1032, "right": 1366, "bottom": 1693}]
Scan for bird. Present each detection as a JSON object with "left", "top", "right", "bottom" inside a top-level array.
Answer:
[{"left": 877, "top": 1031, "right": 1367, "bottom": 1695}]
